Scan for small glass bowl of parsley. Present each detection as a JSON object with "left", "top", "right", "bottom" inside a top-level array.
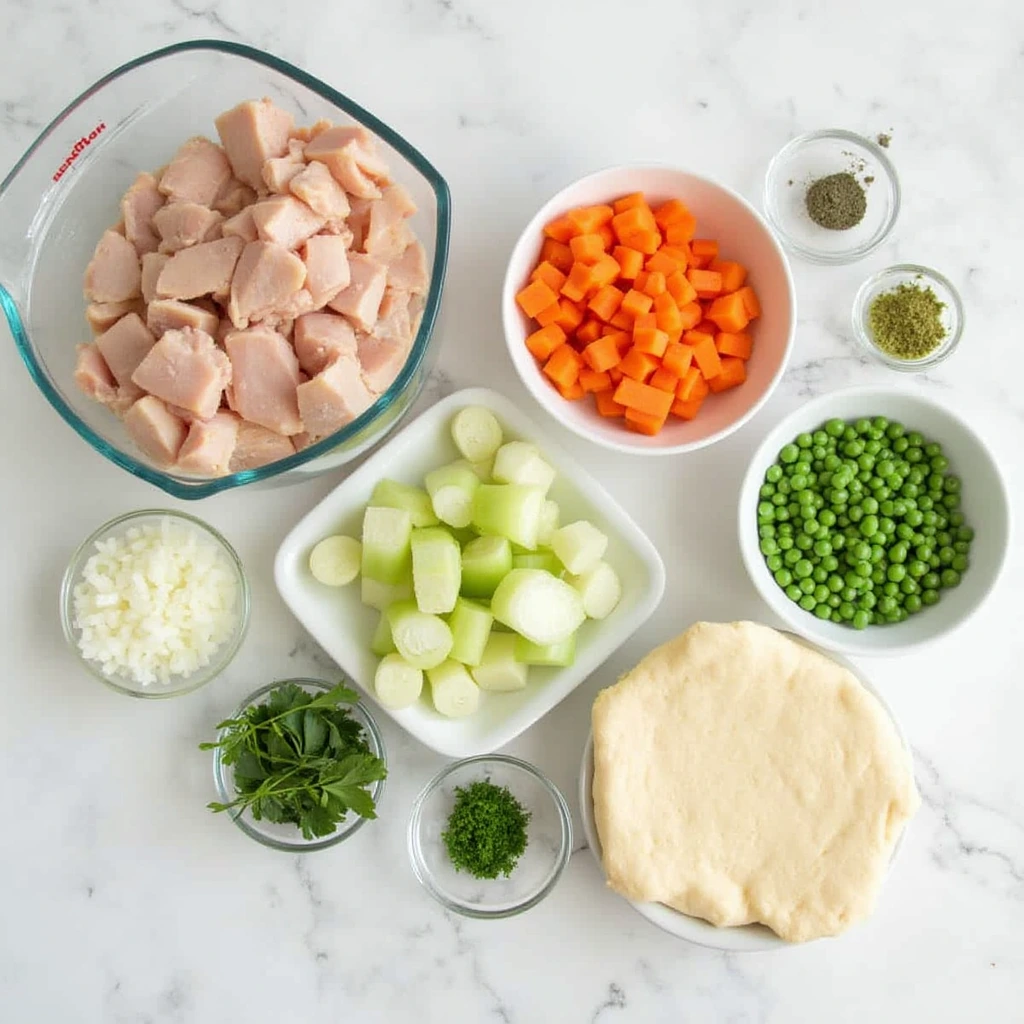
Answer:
[{"left": 408, "top": 755, "right": 572, "bottom": 918}]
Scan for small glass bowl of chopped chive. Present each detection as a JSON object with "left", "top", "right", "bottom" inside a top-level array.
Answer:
[
  {"left": 207, "top": 679, "right": 387, "bottom": 852},
  {"left": 763, "top": 129, "right": 900, "bottom": 264},
  {"left": 60, "top": 509, "right": 251, "bottom": 698},
  {"left": 408, "top": 754, "right": 572, "bottom": 918},
  {"left": 853, "top": 264, "right": 964, "bottom": 372}
]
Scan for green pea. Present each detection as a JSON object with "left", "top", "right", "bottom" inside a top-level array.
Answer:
[
  {"left": 837, "top": 601, "right": 854, "bottom": 620},
  {"left": 813, "top": 539, "right": 833, "bottom": 558},
  {"left": 760, "top": 538, "right": 778, "bottom": 556},
  {"left": 953, "top": 540, "right": 970, "bottom": 555},
  {"left": 831, "top": 488, "right": 849, "bottom": 505},
  {"left": 822, "top": 554, "right": 839, "bottom": 572},
  {"left": 901, "top": 483, "right": 919, "bottom": 500},
  {"left": 942, "top": 493, "right": 960, "bottom": 510},
  {"left": 896, "top": 523, "right": 915, "bottom": 541},
  {"left": 798, "top": 578, "right": 814, "bottom": 595},
  {"left": 929, "top": 554, "right": 941, "bottom": 569},
  {"left": 924, "top": 442, "right": 942, "bottom": 458},
  {"left": 757, "top": 502, "right": 774, "bottom": 520},
  {"left": 796, "top": 432, "right": 813, "bottom": 448},
  {"left": 907, "top": 432, "right": 924, "bottom": 446},
  {"left": 858, "top": 453, "right": 875, "bottom": 471},
  {"left": 813, "top": 567, "right": 829, "bottom": 584},
  {"left": 866, "top": 438, "right": 882, "bottom": 454},
  {"left": 859, "top": 515, "right": 879, "bottom": 538},
  {"left": 841, "top": 586, "right": 858, "bottom": 602},
  {"left": 767, "top": 554, "right": 783, "bottom": 572},
  {"left": 824, "top": 453, "right": 842, "bottom": 471},
  {"left": 879, "top": 518, "right": 896, "bottom": 536},
  {"left": 922, "top": 589, "right": 939, "bottom": 606},
  {"left": 784, "top": 548, "right": 801, "bottom": 565},
  {"left": 825, "top": 418, "right": 845, "bottom": 437},
  {"left": 786, "top": 584, "right": 803, "bottom": 601},
  {"left": 944, "top": 476, "right": 961, "bottom": 494},
  {"left": 949, "top": 511, "right": 965, "bottom": 527},
  {"left": 774, "top": 568, "right": 793, "bottom": 587},
  {"left": 791, "top": 474, "right": 808, "bottom": 490},
  {"left": 878, "top": 596, "right": 897, "bottom": 615},
  {"left": 849, "top": 505, "right": 864, "bottom": 523},
  {"left": 861, "top": 496, "right": 879, "bottom": 515},
  {"left": 852, "top": 610, "right": 871, "bottom": 629},
  {"left": 828, "top": 574, "right": 845, "bottom": 593},
  {"left": 907, "top": 467, "right": 925, "bottom": 485},
  {"left": 814, "top": 605, "right": 832, "bottom": 620},
  {"left": 889, "top": 542, "right": 908, "bottom": 563},
  {"left": 771, "top": 493, "right": 786, "bottom": 506},
  {"left": 844, "top": 440, "right": 865, "bottom": 458},
  {"left": 936, "top": 531, "right": 953, "bottom": 548},
  {"left": 906, "top": 447, "right": 923, "bottom": 464},
  {"left": 922, "top": 572, "right": 940, "bottom": 590},
  {"left": 765, "top": 464, "right": 783, "bottom": 483},
  {"left": 901, "top": 576, "right": 919, "bottom": 595},
  {"left": 778, "top": 535, "right": 794, "bottom": 551},
  {"left": 938, "top": 546, "right": 955, "bottom": 565},
  {"left": 796, "top": 534, "right": 814, "bottom": 551},
  {"left": 775, "top": 506, "right": 790, "bottom": 522},
  {"left": 827, "top": 594, "right": 842, "bottom": 609},
  {"left": 941, "top": 569, "right": 961, "bottom": 587},
  {"left": 812, "top": 584, "right": 829, "bottom": 603},
  {"left": 871, "top": 567, "right": 886, "bottom": 586},
  {"left": 892, "top": 436, "right": 909, "bottom": 453},
  {"left": 917, "top": 495, "right": 934, "bottom": 512},
  {"left": 908, "top": 560, "right": 928, "bottom": 578},
  {"left": 799, "top": 594, "right": 817, "bottom": 612},
  {"left": 777, "top": 478, "right": 792, "bottom": 495},
  {"left": 859, "top": 591, "right": 877, "bottom": 610},
  {"left": 831, "top": 534, "right": 846, "bottom": 552},
  {"left": 887, "top": 564, "right": 906, "bottom": 582},
  {"left": 905, "top": 594, "right": 923, "bottom": 614},
  {"left": 852, "top": 418, "right": 870, "bottom": 435},
  {"left": 905, "top": 508, "right": 923, "bottom": 528},
  {"left": 779, "top": 444, "right": 799, "bottom": 463},
  {"left": 794, "top": 559, "right": 813, "bottom": 579},
  {"left": 879, "top": 500, "right": 895, "bottom": 517}
]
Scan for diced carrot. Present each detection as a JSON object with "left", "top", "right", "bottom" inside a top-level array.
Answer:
[
  {"left": 619, "top": 288, "right": 653, "bottom": 319},
  {"left": 525, "top": 323, "right": 567, "bottom": 361},
  {"left": 618, "top": 347, "right": 660, "bottom": 382},
  {"left": 516, "top": 279, "right": 559, "bottom": 319},
  {"left": 590, "top": 254, "right": 621, "bottom": 289},
  {"left": 649, "top": 367, "right": 680, "bottom": 393},
  {"left": 530, "top": 260, "right": 568, "bottom": 294},
  {"left": 609, "top": 330, "right": 634, "bottom": 353},
  {"left": 666, "top": 270, "right": 698, "bottom": 307},
  {"left": 567, "top": 204, "right": 615, "bottom": 234},
  {"left": 735, "top": 285, "right": 762, "bottom": 319},
  {"left": 706, "top": 291, "right": 750, "bottom": 333},
  {"left": 609, "top": 309, "right": 634, "bottom": 330},
  {"left": 665, "top": 217, "right": 697, "bottom": 245},
  {"left": 677, "top": 366, "right": 710, "bottom": 402},
  {"left": 608, "top": 366, "right": 624, "bottom": 384},
  {"left": 553, "top": 298, "right": 585, "bottom": 334},
  {"left": 613, "top": 246, "right": 644, "bottom": 280},
  {"left": 555, "top": 379, "right": 586, "bottom": 401},
  {"left": 570, "top": 233, "right": 607, "bottom": 264},
  {"left": 576, "top": 318, "right": 603, "bottom": 345},
  {"left": 678, "top": 301, "right": 703, "bottom": 330},
  {"left": 684, "top": 330, "right": 722, "bottom": 379},
  {"left": 707, "top": 356, "right": 747, "bottom": 393},
  {"left": 696, "top": 319, "right": 720, "bottom": 338},
  {"left": 544, "top": 216, "right": 578, "bottom": 243},
  {"left": 670, "top": 395, "right": 705, "bottom": 420},
  {"left": 613, "top": 192, "right": 646, "bottom": 214},
  {"left": 601, "top": 323, "right": 619, "bottom": 336},
  {"left": 579, "top": 367, "right": 612, "bottom": 393},
  {"left": 594, "top": 388, "right": 626, "bottom": 417},
  {"left": 582, "top": 334, "right": 622, "bottom": 372},
  {"left": 598, "top": 224, "right": 616, "bottom": 250},
  {"left": 624, "top": 407, "right": 668, "bottom": 436},
  {"left": 689, "top": 238, "right": 719, "bottom": 267},
  {"left": 633, "top": 326, "right": 669, "bottom": 357},
  {"left": 588, "top": 284, "right": 624, "bottom": 322},
  {"left": 662, "top": 341, "right": 693, "bottom": 378},
  {"left": 620, "top": 227, "right": 660, "bottom": 255},
  {"left": 633, "top": 311, "right": 657, "bottom": 332},
  {"left": 686, "top": 268, "right": 723, "bottom": 299},
  {"left": 534, "top": 302, "right": 562, "bottom": 328},
  {"left": 640, "top": 270, "right": 666, "bottom": 298},
  {"left": 645, "top": 250, "right": 682, "bottom": 276},
  {"left": 560, "top": 262, "right": 596, "bottom": 302},
  {"left": 612, "top": 206, "right": 660, "bottom": 254},
  {"left": 708, "top": 259, "right": 747, "bottom": 293},
  {"left": 658, "top": 244, "right": 692, "bottom": 268},
  {"left": 540, "top": 238, "right": 574, "bottom": 273},
  {"left": 613, "top": 377, "right": 674, "bottom": 419},
  {"left": 653, "top": 198, "right": 692, "bottom": 230},
  {"left": 542, "top": 343, "right": 582, "bottom": 389},
  {"left": 716, "top": 331, "right": 753, "bottom": 359},
  {"left": 653, "top": 292, "right": 682, "bottom": 335}
]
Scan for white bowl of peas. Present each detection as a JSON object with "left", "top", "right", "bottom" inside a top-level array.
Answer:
[{"left": 738, "top": 386, "right": 1011, "bottom": 656}]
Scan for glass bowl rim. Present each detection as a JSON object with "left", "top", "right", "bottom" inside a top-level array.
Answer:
[
  {"left": 59, "top": 507, "right": 251, "bottom": 698},
  {"left": 211, "top": 677, "right": 387, "bottom": 852},
  {"left": 1, "top": 38, "right": 451, "bottom": 500},
  {"left": 407, "top": 753, "right": 573, "bottom": 919},
  {"left": 851, "top": 263, "right": 965, "bottom": 372},
  {"left": 762, "top": 128, "right": 901, "bottom": 265}
]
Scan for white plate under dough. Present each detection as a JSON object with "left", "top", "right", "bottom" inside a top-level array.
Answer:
[{"left": 586, "top": 622, "right": 920, "bottom": 946}]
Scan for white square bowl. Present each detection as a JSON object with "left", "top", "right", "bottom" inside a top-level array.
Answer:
[{"left": 274, "top": 387, "right": 666, "bottom": 757}]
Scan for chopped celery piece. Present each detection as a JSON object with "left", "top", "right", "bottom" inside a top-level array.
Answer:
[
  {"left": 514, "top": 632, "right": 577, "bottom": 667},
  {"left": 370, "top": 479, "right": 438, "bottom": 527},
  {"left": 460, "top": 535, "right": 513, "bottom": 598},
  {"left": 471, "top": 633, "right": 528, "bottom": 692},
  {"left": 490, "top": 569, "right": 585, "bottom": 645},
  {"left": 471, "top": 484, "right": 545, "bottom": 550},
  {"left": 387, "top": 600, "right": 453, "bottom": 669},
  {"left": 492, "top": 441, "right": 556, "bottom": 492},
  {"left": 308, "top": 535, "right": 362, "bottom": 586},
  {"left": 468, "top": 456, "right": 494, "bottom": 482},
  {"left": 551, "top": 520, "right": 608, "bottom": 575},
  {"left": 374, "top": 653, "right": 424, "bottom": 709},
  {"left": 567, "top": 561, "right": 622, "bottom": 620},
  {"left": 361, "top": 506, "right": 413, "bottom": 583},
  {"left": 512, "top": 551, "right": 563, "bottom": 575},
  {"left": 424, "top": 461, "right": 479, "bottom": 529},
  {"left": 360, "top": 575, "right": 413, "bottom": 611},
  {"left": 427, "top": 660, "right": 481, "bottom": 718},
  {"left": 411, "top": 527, "right": 461, "bottom": 614},
  {"left": 447, "top": 598, "right": 494, "bottom": 666},
  {"left": 537, "top": 500, "right": 560, "bottom": 547},
  {"left": 451, "top": 406, "right": 503, "bottom": 463},
  {"left": 370, "top": 611, "right": 397, "bottom": 656}
]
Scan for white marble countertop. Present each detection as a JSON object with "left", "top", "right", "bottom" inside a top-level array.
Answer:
[{"left": 1, "top": 2, "right": 1022, "bottom": 1021}]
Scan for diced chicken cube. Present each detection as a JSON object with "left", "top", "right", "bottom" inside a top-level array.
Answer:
[
  {"left": 386, "top": 240, "right": 428, "bottom": 295},
  {"left": 155, "top": 236, "right": 245, "bottom": 301},
  {"left": 213, "top": 179, "right": 257, "bottom": 217},
  {"left": 224, "top": 327, "right": 303, "bottom": 435},
  {"left": 221, "top": 206, "right": 258, "bottom": 243},
  {"left": 146, "top": 299, "right": 220, "bottom": 338},
  {"left": 177, "top": 411, "right": 240, "bottom": 477},
  {"left": 288, "top": 162, "right": 350, "bottom": 221},
  {"left": 140, "top": 252, "right": 170, "bottom": 304},
  {"left": 215, "top": 99, "right": 295, "bottom": 190},
  {"left": 123, "top": 395, "right": 188, "bottom": 466},
  {"left": 291, "top": 431, "right": 315, "bottom": 452},
  {"left": 265, "top": 288, "right": 316, "bottom": 324},
  {"left": 346, "top": 198, "right": 373, "bottom": 251},
  {"left": 297, "top": 358, "right": 375, "bottom": 439},
  {"left": 85, "top": 299, "right": 145, "bottom": 334},
  {"left": 291, "top": 119, "right": 334, "bottom": 144},
  {"left": 327, "top": 252, "right": 387, "bottom": 330},
  {"left": 293, "top": 312, "right": 358, "bottom": 376},
  {"left": 365, "top": 185, "right": 417, "bottom": 260},
  {"left": 74, "top": 344, "right": 117, "bottom": 405},
  {"left": 304, "top": 126, "right": 388, "bottom": 199},
  {"left": 227, "top": 241, "right": 307, "bottom": 329},
  {"left": 153, "top": 202, "right": 223, "bottom": 254},
  {"left": 84, "top": 230, "right": 142, "bottom": 303},
  {"left": 158, "top": 137, "right": 233, "bottom": 207},
  {"left": 121, "top": 172, "right": 165, "bottom": 256},
  {"left": 251, "top": 195, "right": 326, "bottom": 250},
  {"left": 95, "top": 312, "right": 156, "bottom": 387},
  {"left": 131, "top": 327, "right": 231, "bottom": 420},
  {"left": 229, "top": 420, "right": 295, "bottom": 472},
  {"left": 261, "top": 138, "right": 307, "bottom": 194},
  {"left": 302, "top": 234, "right": 351, "bottom": 307},
  {"left": 357, "top": 333, "right": 410, "bottom": 396}
]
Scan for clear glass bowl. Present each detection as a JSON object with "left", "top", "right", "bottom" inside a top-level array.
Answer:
[
  {"left": 211, "top": 679, "right": 386, "bottom": 852},
  {"left": 763, "top": 129, "right": 899, "bottom": 264},
  {"left": 0, "top": 40, "right": 451, "bottom": 499},
  {"left": 408, "top": 755, "right": 572, "bottom": 918},
  {"left": 852, "top": 264, "right": 963, "bottom": 372},
  {"left": 59, "top": 509, "right": 250, "bottom": 698}
]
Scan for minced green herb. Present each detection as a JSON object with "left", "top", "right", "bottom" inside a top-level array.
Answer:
[
  {"left": 868, "top": 282, "right": 947, "bottom": 360},
  {"left": 442, "top": 779, "right": 530, "bottom": 879},
  {"left": 805, "top": 172, "right": 867, "bottom": 230}
]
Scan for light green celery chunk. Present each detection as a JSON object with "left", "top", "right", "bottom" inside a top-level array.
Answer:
[
  {"left": 490, "top": 568, "right": 585, "bottom": 645},
  {"left": 471, "top": 633, "right": 529, "bottom": 692},
  {"left": 447, "top": 598, "right": 494, "bottom": 666},
  {"left": 514, "top": 632, "right": 577, "bottom": 667},
  {"left": 374, "top": 653, "right": 423, "bottom": 709},
  {"left": 424, "top": 461, "right": 480, "bottom": 529},
  {"left": 411, "top": 527, "right": 462, "bottom": 614},
  {"left": 460, "top": 535, "right": 513, "bottom": 598},
  {"left": 512, "top": 551, "right": 563, "bottom": 575},
  {"left": 387, "top": 600, "right": 453, "bottom": 670},
  {"left": 451, "top": 406, "right": 503, "bottom": 463},
  {"left": 471, "top": 484, "right": 545, "bottom": 550},
  {"left": 468, "top": 456, "right": 494, "bottom": 482},
  {"left": 361, "top": 506, "right": 413, "bottom": 583},
  {"left": 360, "top": 575, "right": 413, "bottom": 611},
  {"left": 308, "top": 535, "right": 362, "bottom": 586},
  {"left": 551, "top": 520, "right": 608, "bottom": 575},
  {"left": 370, "top": 480, "right": 439, "bottom": 527},
  {"left": 567, "top": 561, "right": 622, "bottom": 620},
  {"left": 427, "top": 659, "right": 481, "bottom": 717},
  {"left": 492, "top": 441, "right": 556, "bottom": 492},
  {"left": 370, "top": 611, "right": 397, "bottom": 656},
  {"left": 537, "top": 500, "right": 560, "bottom": 547}
]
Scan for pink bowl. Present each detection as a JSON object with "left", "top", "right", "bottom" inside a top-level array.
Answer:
[{"left": 501, "top": 165, "right": 796, "bottom": 455}]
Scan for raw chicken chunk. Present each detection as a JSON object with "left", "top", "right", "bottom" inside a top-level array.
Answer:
[
  {"left": 74, "top": 344, "right": 117, "bottom": 404},
  {"left": 224, "top": 327, "right": 302, "bottom": 435},
  {"left": 288, "top": 161, "right": 350, "bottom": 221},
  {"left": 251, "top": 195, "right": 326, "bottom": 250},
  {"left": 302, "top": 234, "right": 350, "bottom": 307},
  {"left": 95, "top": 312, "right": 156, "bottom": 387},
  {"left": 304, "top": 126, "right": 387, "bottom": 199},
  {"left": 221, "top": 206, "right": 258, "bottom": 243},
  {"left": 153, "top": 202, "right": 223, "bottom": 254},
  {"left": 123, "top": 395, "right": 188, "bottom": 465},
  {"left": 85, "top": 299, "right": 145, "bottom": 334},
  {"left": 229, "top": 420, "right": 295, "bottom": 472},
  {"left": 261, "top": 138, "right": 307, "bottom": 193},
  {"left": 228, "top": 241, "right": 307, "bottom": 329},
  {"left": 387, "top": 241, "right": 428, "bottom": 295},
  {"left": 131, "top": 327, "right": 231, "bottom": 420},
  {"left": 364, "top": 185, "right": 417, "bottom": 260},
  {"left": 155, "top": 236, "right": 245, "bottom": 301},
  {"left": 293, "top": 312, "right": 357, "bottom": 376},
  {"left": 158, "top": 137, "right": 232, "bottom": 207},
  {"left": 177, "top": 411, "right": 240, "bottom": 476},
  {"left": 147, "top": 299, "right": 220, "bottom": 338},
  {"left": 328, "top": 253, "right": 387, "bottom": 330},
  {"left": 214, "top": 179, "right": 257, "bottom": 217},
  {"left": 84, "top": 230, "right": 141, "bottom": 303},
  {"left": 140, "top": 252, "right": 170, "bottom": 304},
  {"left": 121, "top": 172, "right": 165, "bottom": 256},
  {"left": 346, "top": 198, "right": 373, "bottom": 251},
  {"left": 215, "top": 99, "right": 295, "bottom": 191},
  {"left": 297, "top": 357, "right": 374, "bottom": 439}
]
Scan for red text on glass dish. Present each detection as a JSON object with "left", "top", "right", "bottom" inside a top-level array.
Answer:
[{"left": 52, "top": 122, "right": 107, "bottom": 182}]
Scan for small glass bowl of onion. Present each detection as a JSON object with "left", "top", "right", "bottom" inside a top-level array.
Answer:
[{"left": 59, "top": 509, "right": 250, "bottom": 698}]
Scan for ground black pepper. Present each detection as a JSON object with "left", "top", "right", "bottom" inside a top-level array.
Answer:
[{"left": 805, "top": 172, "right": 867, "bottom": 230}]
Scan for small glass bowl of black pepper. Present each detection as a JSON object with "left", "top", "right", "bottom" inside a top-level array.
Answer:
[
  {"left": 764, "top": 129, "right": 900, "bottom": 264},
  {"left": 853, "top": 264, "right": 964, "bottom": 372},
  {"left": 408, "top": 754, "right": 572, "bottom": 919}
]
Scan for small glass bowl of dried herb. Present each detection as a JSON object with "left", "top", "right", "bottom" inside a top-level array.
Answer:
[
  {"left": 408, "top": 754, "right": 572, "bottom": 919},
  {"left": 853, "top": 264, "right": 964, "bottom": 372},
  {"left": 205, "top": 678, "right": 387, "bottom": 852},
  {"left": 764, "top": 129, "right": 900, "bottom": 264}
]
